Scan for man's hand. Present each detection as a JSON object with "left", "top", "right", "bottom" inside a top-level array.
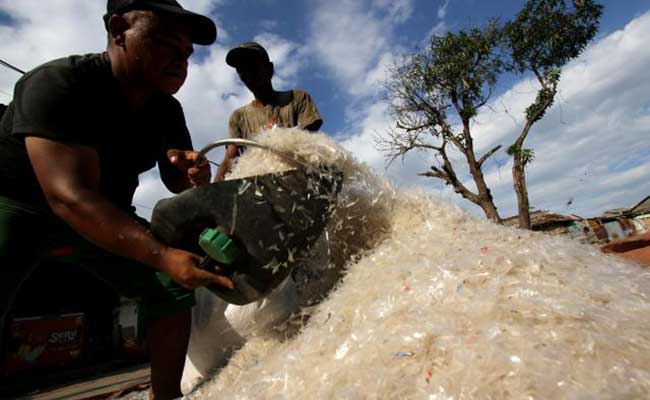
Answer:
[
  {"left": 167, "top": 149, "right": 211, "bottom": 187},
  {"left": 158, "top": 247, "right": 234, "bottom": 290}
]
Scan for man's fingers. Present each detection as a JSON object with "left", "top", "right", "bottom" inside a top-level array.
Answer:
[
  {"left": 194, "top": 268, "right": 234, "bottom": 289},
  {"left": 188, "top": 166, "right": 211, "bottom": 187},
  {"left": 187, "top": 167, "right": 201, "bottom": 176},
  {"left": 211, "top": 264, "right": 227, "bottom": 275},
  {"left": 186, "top": 152, "right": 208, "bottom": 167},
  {"left": 167, "top": 149, "right": 183, "bottom": 165},
  {"left": 167, "top": 149, "right": 205, "bottom": 165},
  {"left": 188, "top": 167, "right": 210, "bottom": 178},
  {"left": 212, "top": 274, "right": 235, "bottom": 290}
]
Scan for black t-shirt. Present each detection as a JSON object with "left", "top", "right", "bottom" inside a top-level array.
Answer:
[{"left": 0, "top": 53, "right": 192, "bottom": 212}]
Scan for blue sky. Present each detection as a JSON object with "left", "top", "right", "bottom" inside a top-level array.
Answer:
[
  {"left": 211, "top": 0, "right": 650, "bottom": 136},
  {"left": 0, "top": 0, "right": 648, "bottom": 220}
]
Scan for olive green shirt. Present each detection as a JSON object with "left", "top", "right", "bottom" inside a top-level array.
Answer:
[{"left": 228, "top": 89, "right": 322, "bottom": 140}]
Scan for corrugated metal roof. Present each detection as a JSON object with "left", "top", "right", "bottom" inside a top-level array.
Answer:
[
  {"left": 632, "top": 196, "right": 650, "bottom": 215},
  {"left": 504, "top": 211, "right": 579, "bottom": 229},
  {"left": 603, "top": 195, "right": 650, "bottom": 217}
]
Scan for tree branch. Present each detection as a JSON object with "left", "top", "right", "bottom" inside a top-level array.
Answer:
[
  {"left": 478, "top": 145, "right": 503, "bottom": 167},
  {"left": 418, "top": 167, "right": 447, "bottom": 180}
]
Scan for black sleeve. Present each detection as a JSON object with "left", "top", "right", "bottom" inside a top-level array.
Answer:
[
  {"left": 159, "top": 97, "right": 193, "bottom": 158},
  {"left": 11, "top": 66, "right": 94, "bottom": 146},
  {"left": 157, "top": 97, "right": 195, "bottom": 191}
]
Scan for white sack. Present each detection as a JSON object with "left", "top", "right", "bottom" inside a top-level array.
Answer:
[{"left": 182, "top": 279, "right": 300, "bottom": 394}]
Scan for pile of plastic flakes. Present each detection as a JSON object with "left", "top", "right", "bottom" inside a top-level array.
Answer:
[{"left": 187, "top": 128, "right": 650, "bottom": 399}]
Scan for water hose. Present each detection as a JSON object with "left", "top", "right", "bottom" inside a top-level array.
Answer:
[{"left": 194, "top": 138, "right": 310, "bottom": 170}]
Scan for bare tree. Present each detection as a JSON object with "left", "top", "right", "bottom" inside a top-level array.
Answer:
[
  {"left": 378, "top": 22, "right": 505, "bottom": 222},
  {"left": 379, "top": 0, "right": 602, "bottom": 227}
]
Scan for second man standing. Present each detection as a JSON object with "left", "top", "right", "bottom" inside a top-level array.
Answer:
[{"left": 215, "top": 42, "right": 322, "bottom": 181}]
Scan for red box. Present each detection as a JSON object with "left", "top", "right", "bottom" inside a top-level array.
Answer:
[{"left": 2, "top": 313, "right": 85, "bottom": 374}]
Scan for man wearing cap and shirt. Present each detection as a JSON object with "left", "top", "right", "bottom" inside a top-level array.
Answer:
[
  {"left": 0, "top": 1, "right": 230, "bottom": 398},
  {"left": 214, "top": 42, "right": 323, "bottom": 181}
]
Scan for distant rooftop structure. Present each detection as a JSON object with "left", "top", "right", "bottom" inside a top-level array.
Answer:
[
  {"left": 603, "top": 195, "right": 650, "bottom": 217},
  {"left": 505, "top": 195, "right": 650, "bottom": 245},
  {"left": 632, "top": 196, "right": 650, "bottom": 215},
  {"left": 503, "top": 210, "right": 581, "bottom": 229}
]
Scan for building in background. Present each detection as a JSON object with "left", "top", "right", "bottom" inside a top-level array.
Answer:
[
  {"left": 505, "top": 195, "right": 650, "bottom": 245},
  {"left": 505, "top": 195, "right": 650, "bottom": 266}
]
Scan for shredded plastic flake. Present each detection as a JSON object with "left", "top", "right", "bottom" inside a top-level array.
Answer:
[{"left": 186, "top": 128, "right": 650, "bottom": 399}]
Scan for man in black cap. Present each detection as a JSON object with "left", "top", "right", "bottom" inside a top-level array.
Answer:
[
  {"left": 0, "top": 1, "right": 228, "bottom": 398},
  {"left": 215, "top": 41, "right": 323, "bottom": 181}
]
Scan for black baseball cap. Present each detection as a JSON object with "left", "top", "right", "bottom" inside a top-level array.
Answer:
[
  {"left": 103, "top": 0, "right": 217, "bottom": 45},
  {"left": 226, "top": 42, "right": 270, "bottom": 69}
]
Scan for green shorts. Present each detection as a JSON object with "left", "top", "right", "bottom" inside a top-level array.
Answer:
[{"left": 0, "top": 196, "right": 195, "bottom": 327}]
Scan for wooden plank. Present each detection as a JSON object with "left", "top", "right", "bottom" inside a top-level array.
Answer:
[{"left": 13, "top": 364, "right": 150, "bottom": 400}]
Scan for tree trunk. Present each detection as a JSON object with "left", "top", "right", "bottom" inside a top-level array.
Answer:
[
  {"left": 479, "top": 197, "right": 502, "bottom": 222},
  {"left": 448, "top": 174, "right": 501, "bottom": 223},
  {"left": 465, "top": 140, "right": 502, "bottom": 223},
  {"left": 450, "top": 117, "right": 502, "bottom": 224},
  {"left": 474, "top": 176, "right": 502, "bottom": 223},
  {"left": 512, "top": 155, "right": 531, "bottom": 229}
]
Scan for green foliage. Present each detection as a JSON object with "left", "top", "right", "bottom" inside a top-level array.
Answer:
[
  {"left": 526, "top": 69, "right": 561, "bottom": 121},
  {"left": 386, "top": 0, "right": 602, "bottom": 142},
  {"left": 386, "top": 20, "right": 505, "bottom": 138},
  {"left": 429, "top": 21, "right": 504, "bottom": 118},
  {"left": 507, "top": 145, "right": 536, "bottom": 165},
  {"left": 505, "top": 0, "right": 603, "bottom": 73}
]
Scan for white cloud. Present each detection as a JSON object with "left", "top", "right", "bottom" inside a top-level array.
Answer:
[
  {"left": 340, "top": 102, "right": 392, "bottom": 169},
  {"left": 307, "top": 0, "right": 412, "bottom": 96},
  {"left": 252, "top": 33, "right": 304, "bottom": 88},
  {"left": 181, "top": 0, "right": 223, "bottom": 15},
  {"left": 437, "top": 0, "right": 450, "bottom": 19},
  {"left": 0, "top": 1, "right": 104, "bottom": 71},
  {"left": 259, "top": 19, "right": 279, "bottom": 32},
  {"left": 428, "top": 20, "right": 449, "bottom": 38},
  {"left": 372, "top": 0, "right": 414, "bottom": 23},
  {"left": 424, "top": 0, "right": 451, "bottom": 43},
  {"left": 339, "top": 97, "right": 431, "bottom": 190}
]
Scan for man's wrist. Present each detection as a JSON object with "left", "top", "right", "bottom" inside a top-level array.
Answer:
[{"left": 149, "top": 243, "right": 173, "bottom": 272}]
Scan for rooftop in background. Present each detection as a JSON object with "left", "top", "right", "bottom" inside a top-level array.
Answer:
[
  {"left": 603, "top": 195, "right": 650, "bottom": 217},
  {"left": 503, "top": 210, "right": 582, "bottom": 229}
]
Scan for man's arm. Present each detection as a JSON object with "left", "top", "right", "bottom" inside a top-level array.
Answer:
[
  {"left": 25, "top": 136, "right": 232, "bottom": 290},
  {"left": 214, "top": 145, "right": 238, "bottom": 182},
  {"left": 297, "top": 91, "right": 323, "bottom": 132}
]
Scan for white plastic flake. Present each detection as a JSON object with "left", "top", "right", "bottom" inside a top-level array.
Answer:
[
  {"left": 186, "top": 128, "right": 650, "bottom": 400},
  {"left": 335, "top": 342, "right": 350, "bottom": 360}
]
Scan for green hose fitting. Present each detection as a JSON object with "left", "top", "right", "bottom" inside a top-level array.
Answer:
[{"left": 199, "top": 228, "right": 240, "bottom": 265}]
